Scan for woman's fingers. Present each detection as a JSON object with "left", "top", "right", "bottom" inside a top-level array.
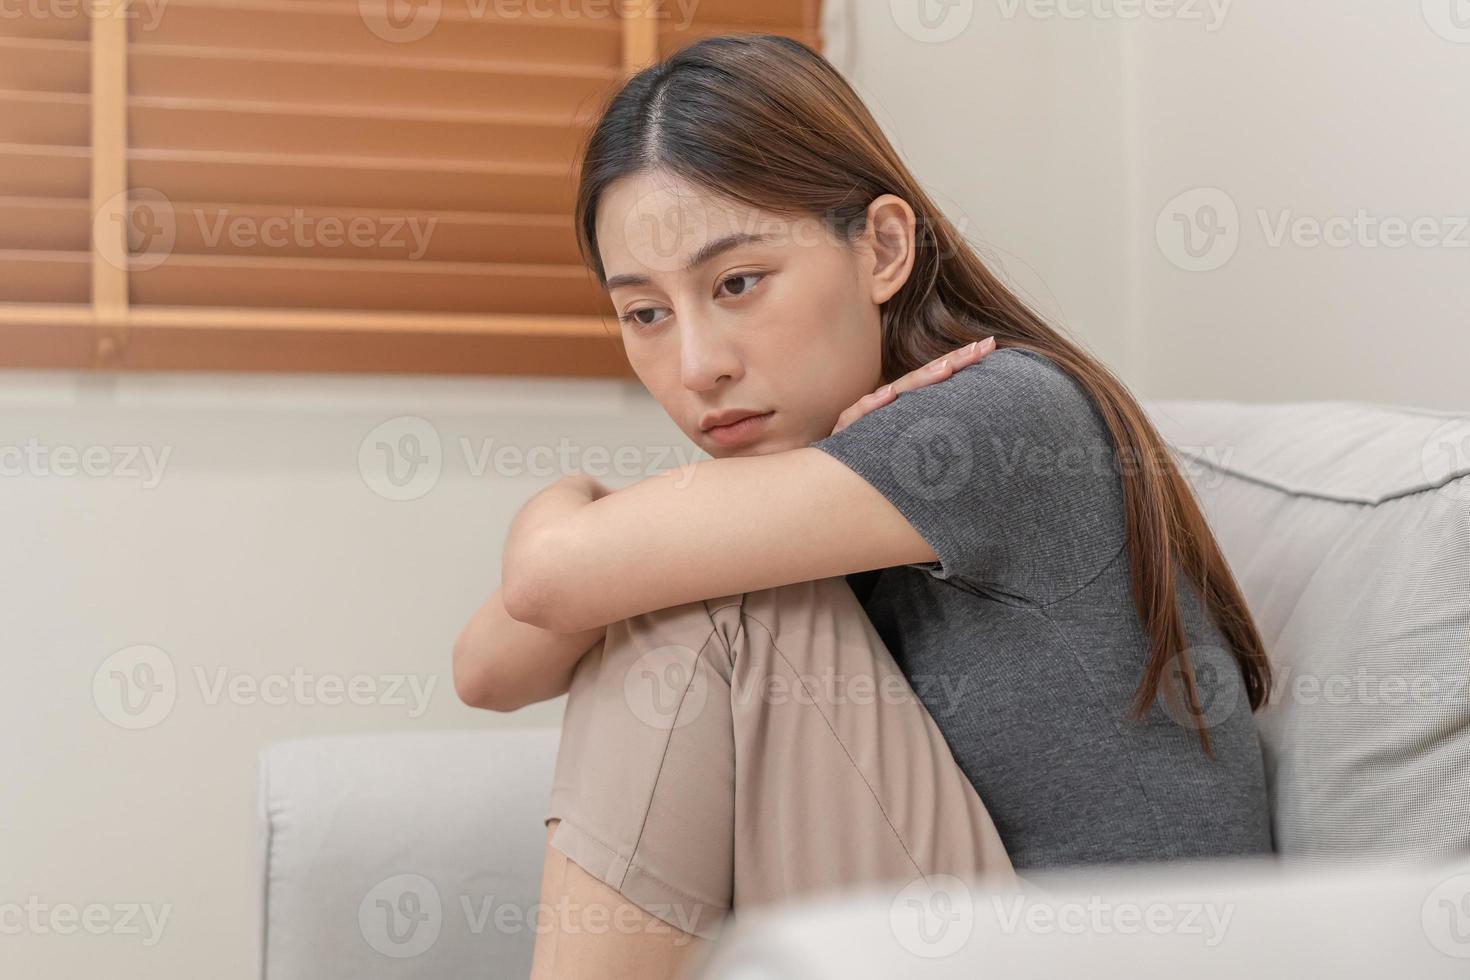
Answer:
[
  {"left": 828, "top": 336, "right": 997, "bottom": 435},
  {"left": 885, "top": 336, "right": 996, "bottom": 399},
  {"left": 831, "top": 392, "right": 888, "bottom": 434}
]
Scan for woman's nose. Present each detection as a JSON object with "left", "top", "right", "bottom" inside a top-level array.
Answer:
[{"left": 678, "top": 318, "right": 743, "bottom": 391}]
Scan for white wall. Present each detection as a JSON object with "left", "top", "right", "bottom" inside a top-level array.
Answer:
[
  {"left": 828, "top": 0, "right": 1469, "bottom": 410},
  {"left": 1132, "top": 0, "right": 1470, "bottom": 409},
  {"left": 6, "top": 3, "right": 1466, "bottom": 976},
  {"left": 0, "top": 370, "right": 690, "bottom": 977},
  {"left": 826, "top": 0, "right": 1136, "bottom": 374}
]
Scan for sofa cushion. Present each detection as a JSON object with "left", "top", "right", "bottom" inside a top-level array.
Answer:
[{"left": 1145, "top": 400, "right": 1470, "bottom": 858}]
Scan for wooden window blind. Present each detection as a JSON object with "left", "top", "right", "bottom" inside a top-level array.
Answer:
[{"left": 0, "top": 0, "right": 823, "bottom": 376}]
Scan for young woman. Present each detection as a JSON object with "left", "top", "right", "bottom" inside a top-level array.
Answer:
[{"left": 452, "top": 33, "right": 1274, "bottom": 980}]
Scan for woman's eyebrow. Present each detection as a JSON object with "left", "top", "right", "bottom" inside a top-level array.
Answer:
[{"left": 605, "top": 231, "right": 777, "bottom": 291}]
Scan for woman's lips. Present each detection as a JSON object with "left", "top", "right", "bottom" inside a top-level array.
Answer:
[{"left": 704, "top": 411, "right": 774, "bottom": 447}]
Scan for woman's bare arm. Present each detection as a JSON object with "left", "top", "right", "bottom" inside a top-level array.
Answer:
[
  {"left": 452, "top": 585, "right": 606, "bottom": 712},
  {"left": 502, "top": 342, "right": 994, "bottom": 634}
]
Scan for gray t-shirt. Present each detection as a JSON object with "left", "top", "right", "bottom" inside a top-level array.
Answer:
[{"left": 809, "top": 347, "right": 1273, "bottom": 869}]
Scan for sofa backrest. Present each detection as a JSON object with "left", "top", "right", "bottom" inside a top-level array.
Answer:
[{"left": 1146, "top": 399, "right": 1470, "bottom": 858}]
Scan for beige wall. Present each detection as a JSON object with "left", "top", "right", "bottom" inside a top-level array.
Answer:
[
  {"left": 1, "top": 370, "right": 686, "bottom": 977},
  {"left": 826, "top": 0, "right": 1136, "bottom": 375},
  {"left": 827, "top": 0, "right": 1469, "bottom": 409}
]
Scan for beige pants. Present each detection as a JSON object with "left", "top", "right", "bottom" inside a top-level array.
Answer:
[{"left": 543, "top": 575, "right": 1016, "bottom": 942}]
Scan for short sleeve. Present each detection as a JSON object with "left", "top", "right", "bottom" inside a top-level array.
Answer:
[{"left": 808, "top": 348, "right": 1128, "bottom": 605}]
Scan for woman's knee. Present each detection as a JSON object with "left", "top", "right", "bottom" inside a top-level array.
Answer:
[{"left": 719, "top": 577, "right": 916, "bottom": 713}]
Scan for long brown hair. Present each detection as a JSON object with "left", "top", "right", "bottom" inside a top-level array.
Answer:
[{"left": 572, "top": 34, "right": 1270, "bottom": 754}]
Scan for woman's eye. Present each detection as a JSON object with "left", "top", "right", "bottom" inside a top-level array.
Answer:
[
  {"left": 620, "top": 307, "right": 667, "bottom": 328},
  {"left": 717, "top": 273, "right": 764, "bottom": 298}
]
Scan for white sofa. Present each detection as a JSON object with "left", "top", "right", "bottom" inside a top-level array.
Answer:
[{"left": 252, "top": 398, "right": 1470, "bottom": 978}]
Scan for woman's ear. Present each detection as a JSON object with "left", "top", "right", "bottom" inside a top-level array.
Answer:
[{"left": 862, "top": 194, "right": 918, "bottom": 305}]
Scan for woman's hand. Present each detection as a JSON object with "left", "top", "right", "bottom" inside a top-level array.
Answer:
[{"left": 829, "top": 336, "right": 997, "bottom": 436}]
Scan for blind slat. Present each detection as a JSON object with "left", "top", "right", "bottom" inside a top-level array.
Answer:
[
  {"left": 0, "top": 198, "right": 91, "bottom": 252},
  {"left": 128, "top": 99, "right": 589, "bottom": 164},
  {"left": 0, "top": 250, "right": 91, "bottom": 303},
  {"left": 130, "top": 45, "right": 619, "bottom": 114},
  {"left": 0, "top": 38, "right": 91, "bottom": 92},
  {"left": 0, "top": 91, "right": 90, "bottom": 147},
  {"left": 134, "top": 1, "right": 623, "bottom": 66},
  {"left": 0, "top": 145, "right": 91, "bottom": 198},
  {"left": 656, "top": 0, "right": 820, "bottom": 29},
  {"left": 0, "top": 12, "right": 90, "bottom": 43},
  {"left": 129, "top": 150, "right": 576, "bottom": 213},
  {"left": 130, "top": 254, "right": 612, "bottom": 316}
]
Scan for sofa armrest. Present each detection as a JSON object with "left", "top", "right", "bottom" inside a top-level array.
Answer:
[{"left": 252, "top": 727, "right": 560, "bottom": 980}]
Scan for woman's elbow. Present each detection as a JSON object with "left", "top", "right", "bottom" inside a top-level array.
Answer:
[
  {"left": 500, "top": 575, "right": 550, "bottom": 629},
  {"left": 502, "top": 563, "right": 590, "bottom": 633},
  {"left": 451, "top": 638, "right": 523, "bottom": 713},
  {"left": 501, "top": 531, "right": 569, "bottom": 630},
  {"left": 452, "top": 669, "right": 524, "bottom": 713}
]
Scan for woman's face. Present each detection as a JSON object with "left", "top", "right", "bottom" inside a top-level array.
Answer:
[{"left": 595, "top": 170, "right": 915, "bottom": 457}]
